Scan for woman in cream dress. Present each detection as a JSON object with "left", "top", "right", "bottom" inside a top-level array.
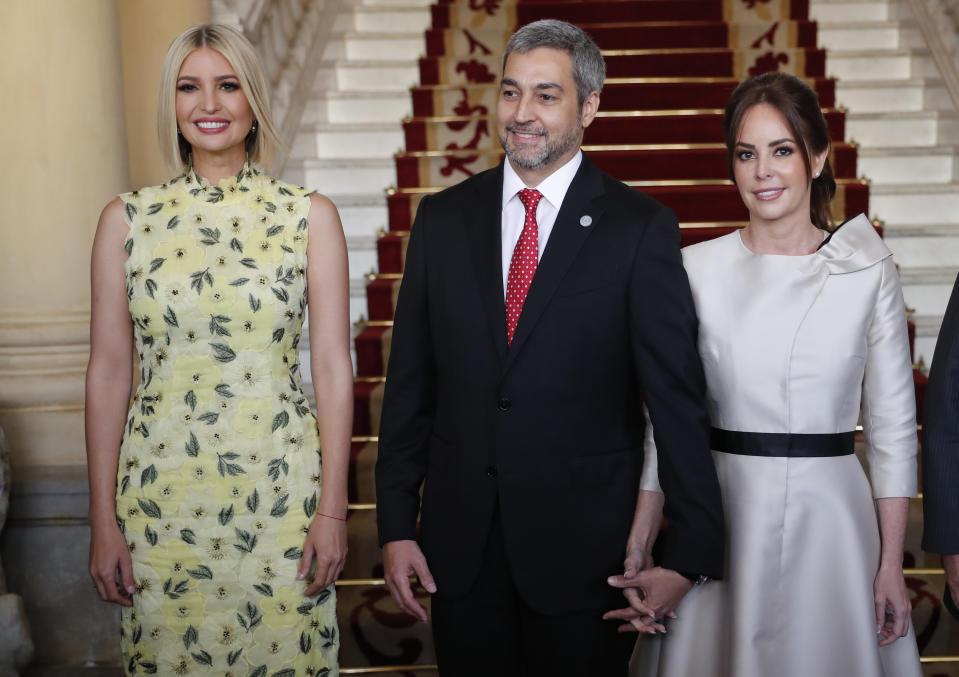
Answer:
[{"left": 620, "top": 73, "right": 922, "bottom": 676}]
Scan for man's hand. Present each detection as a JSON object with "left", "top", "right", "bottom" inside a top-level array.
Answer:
[
  {"left": 383, "top": 539, "right": 437, "bottom": 623},
  {"left": 604, "top": 566, "right": 692, "bottom": 633}
]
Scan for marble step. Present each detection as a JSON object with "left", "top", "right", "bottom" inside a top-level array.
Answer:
[
  {"left": 304, "top": 89, "right": 413, "bottom": 125},
  {"left": 296, "top": 157, "right": 395, "bottom": 195},
  {"left": 809, "top": 0, "right": 899, "bottom": 22},
  {"left": 902, "top": 280, "right": 955, "bottom": 322},
  {"left": 825, "top": 47, "right": 936, "bottom": 81},
  {"left": 292, "top": 122, "right": 404, "bottom": 160},
  {"left": 347, "top": 234, "right": 378, "bottom": 277},
  {"left": 835, "top": 77, "right": 951, "bottom": 113},
  {"left": 895, "top": 267, "right": 956, "bottom": 349},
  {"left": 334, "top": 4, "right": 432, "bottom": 33},
  {"left": 911, "top": 313, "right": 944, "bottom": 365},
  {"left": 845, "top": 110, "right": 959, "bottom": 147},
  {"left": 270, "top": 179, "right": 387, "bottom": 238},
  {"left": 315, "top": 59, "right": 420, "bottom": 92},
  {"left": 333, "top": 193, "right": 389, "bottom": 238},
  {"left": 345, "top": 234, "right": 381, "bottom": 332},
  {"left": 886, "top": 224, "right": 959, "bottom": 268},
  {"left": 817, "top": 19, "right": 922, "bottom": 50},
  {"left": 857, "top": 145, "right": 957, "bottom": 184},
  {"left": 323, "top": 31, "right": 426, "bottom": 62},
  {"left": 870, "top": 181, "right": 959, "bottom": 224},
  {"left": 349, "top": 300, "right": 367, "bottom": 334},
  {"left": 900, "top": 266, "right": 958, "bottom": 289},
  {"left": 347, "top": 233, "right": 380, "bottom": 326},
  {"left": 351, "top": 276, "right": 373, "bottom": 323}
]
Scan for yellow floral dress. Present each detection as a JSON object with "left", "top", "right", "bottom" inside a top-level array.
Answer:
[{"left": 116, "top": 165, "right": 338, "bottom": 676}]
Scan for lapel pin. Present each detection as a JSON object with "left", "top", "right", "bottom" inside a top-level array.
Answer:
[{"left": 579, "top": 215, "right": 592, "bottom": 227}]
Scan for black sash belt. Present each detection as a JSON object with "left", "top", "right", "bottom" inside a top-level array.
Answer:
[{"left": 710, "top": 428, "right": 855, "bottom": 458}]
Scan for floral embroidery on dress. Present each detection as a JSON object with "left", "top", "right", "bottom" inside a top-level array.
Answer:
[{"left": 116, "top": 164, "right": 338, "bottom": 676}]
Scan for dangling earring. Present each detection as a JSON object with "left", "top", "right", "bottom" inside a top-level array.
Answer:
[{"left": 250, "top": 120, "right": 258, "bottom": 135}]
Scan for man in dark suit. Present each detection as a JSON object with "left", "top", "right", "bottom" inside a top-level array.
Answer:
[
  {"left": 375, "top": 19, "right": 725, "bottom": 675},
  {"left": 922, "top": 272, "right": 959, "bottom": 620}
]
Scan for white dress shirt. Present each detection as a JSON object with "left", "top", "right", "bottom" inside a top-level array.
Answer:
[{"left": 500, "top": 151, "right": 583, "bottom": 295}]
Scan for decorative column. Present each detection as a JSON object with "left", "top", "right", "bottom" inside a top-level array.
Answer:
[{"left": 0, "top": 0, "right": 130, "bottom": 471}]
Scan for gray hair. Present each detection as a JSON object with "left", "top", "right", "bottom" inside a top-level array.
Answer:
[{"left": 502, "top": 19, "right": 605, "bottom": 106}]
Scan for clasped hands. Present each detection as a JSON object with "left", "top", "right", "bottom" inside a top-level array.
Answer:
[
  {"left": 382, "top": 541, "right": 693, "bottom": 630},
  {"left": 603, "top": 547, "right": 692, "bottom": 634}
]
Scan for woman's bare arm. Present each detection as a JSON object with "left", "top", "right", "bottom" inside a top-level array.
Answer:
[
  {"left": 297, "top": 193, "right": 354, "bottom": 595},
  {"left": 86, "top": 197, "right": 136, "bottom": 605}
]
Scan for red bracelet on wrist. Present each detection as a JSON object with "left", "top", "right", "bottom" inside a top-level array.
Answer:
[{"left": 317, "top": 511, "right": 347, "bottom": 521}]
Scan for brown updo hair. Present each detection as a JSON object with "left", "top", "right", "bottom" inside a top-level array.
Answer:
[{"left": 722, "top": 72, "right": 836, "bottom": 231}]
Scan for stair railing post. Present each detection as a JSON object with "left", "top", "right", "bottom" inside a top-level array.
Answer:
[
  {"left": 906, "top": 0, "right": 959, "bottom": 112},
  {"left": 213, "top": 0, "right": 345, "bottom": 175}
]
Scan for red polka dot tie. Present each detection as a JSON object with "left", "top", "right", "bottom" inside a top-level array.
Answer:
[{"left": 506, "top": 188, "right": 542, "bottom": 346}]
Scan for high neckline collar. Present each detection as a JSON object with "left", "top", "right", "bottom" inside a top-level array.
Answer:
[{"left": 182, "top": 162, "right": 259, "bottom": 193}]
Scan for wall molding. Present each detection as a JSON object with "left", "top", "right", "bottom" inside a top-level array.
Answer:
[{"left": 0, "top": 311, "right": 89, "bottom": 349}]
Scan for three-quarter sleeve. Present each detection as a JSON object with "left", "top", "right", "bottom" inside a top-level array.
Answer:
[
  {"left": 639, "top": 404, "right": 664, "bottom": 493},
  {"left": 861, "top": 256, "right": 919, "bottom": 498}
]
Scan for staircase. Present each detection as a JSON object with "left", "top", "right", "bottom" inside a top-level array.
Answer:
[
  {"left": 810, "top": 0, "right": 959, "bottom": 367},
  {"left": 807, "top": 2, "right": 959, "bottom": 672},
  {"left": 285, "top": 0, "right": 434, "bottom": 340},
  {"left": 282, "top": 1, "right": 440, "bottom": 672}
]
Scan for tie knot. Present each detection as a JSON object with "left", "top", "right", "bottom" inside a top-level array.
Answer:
[{"left": 517, "top": 188, "right": 542, "bottom": 215}]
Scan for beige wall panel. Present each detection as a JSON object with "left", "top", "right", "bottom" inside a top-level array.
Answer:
[
  {"left": 0, "top": 0, "right": 129, "bottom": 314},
  {"left": 0, "top": 408, "right": 85, "bottom": 467},
  {"left": 119, "top": 0, "right": 212, "bottom": 188},
  {"left": 0, "top": 1, "right": 130, "bottom": 467}
]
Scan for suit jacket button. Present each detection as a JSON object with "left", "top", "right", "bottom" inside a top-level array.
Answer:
[
  {"left": 498, "top": 397, "right": 511, "bottom": 411},
  {"left": 486, "top": 466, "right": 497, "bottom": 478}
]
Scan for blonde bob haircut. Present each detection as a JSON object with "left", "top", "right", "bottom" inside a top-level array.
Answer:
[{"left": 157, "top": 24, "right": 283, "bottom": 173}]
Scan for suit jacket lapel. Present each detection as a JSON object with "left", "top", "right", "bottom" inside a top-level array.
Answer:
[
  {"left": 465, "top": 163, "right": 509, "bottom": 363},
  {"left": 502, "top": 155, "right": 606, "bottom": 377}
]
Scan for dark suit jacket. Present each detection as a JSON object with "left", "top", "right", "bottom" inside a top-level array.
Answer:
[
  {"left": 922, "top": 272, "right": 959, "bottom": 554},
  {"left": 375, "top": 155, "right": 725, "bottom": 615}
]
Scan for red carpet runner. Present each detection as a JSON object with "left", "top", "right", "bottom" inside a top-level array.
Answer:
[{"left": 339, "top": 1, "right": 948, "bottom": 673}]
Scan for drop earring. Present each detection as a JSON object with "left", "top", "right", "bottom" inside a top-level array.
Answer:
[{"left": 250, "top": 120, "right": 258, "bottom": 135}]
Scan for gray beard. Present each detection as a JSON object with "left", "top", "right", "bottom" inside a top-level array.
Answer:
[{"left": 499, "top": 124, "right": 582, "bottom": 171}]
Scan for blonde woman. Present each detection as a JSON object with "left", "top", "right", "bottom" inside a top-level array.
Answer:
[{"left": 86, "top": 24, "right": 351, "bottom": 674}]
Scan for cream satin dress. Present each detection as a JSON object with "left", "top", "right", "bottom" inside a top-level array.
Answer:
[{"left": 632, "top": 214, "right": 922, "bottom": 677}]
